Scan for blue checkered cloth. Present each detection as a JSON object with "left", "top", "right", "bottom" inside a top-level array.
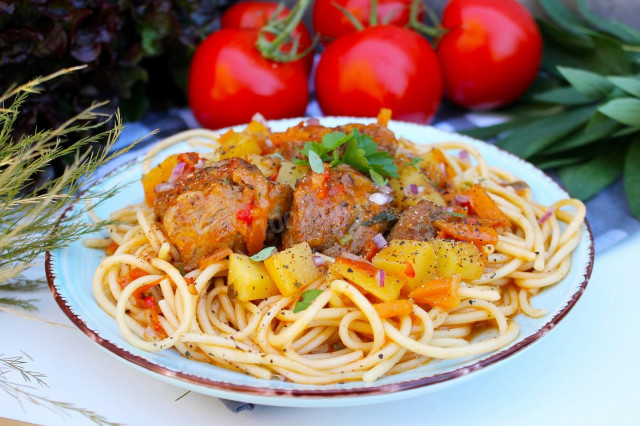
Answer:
[{"left": 108, "top": 102, "right": 638, "bottom": 412}]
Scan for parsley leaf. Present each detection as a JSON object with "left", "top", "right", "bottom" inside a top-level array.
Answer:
[
  {"left": 308, "top": 150, "right": 324, "bottom": 173},
  {"left": 293, "top": 289, "right": 324, "bottom": 313},
  {"left": 249, "top": 246, "right": 276, "bottom": 261},
  {"left": 297, "top": 129, "right": 399, "bottom": 182},
  {"left": 407, "top": 157, "right": 422, "bottom": 167}
]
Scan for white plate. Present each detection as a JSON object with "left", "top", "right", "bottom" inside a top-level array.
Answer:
[{"left": 46, "top": 117, "right": 594, "bottom": 407}]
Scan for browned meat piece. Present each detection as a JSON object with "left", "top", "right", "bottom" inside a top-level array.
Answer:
[
  {"left": 282, "top": 165, "right": 395, "bottom": 257},
  {"left": 388, "top": 200, "right": 442, "bottom": 242},
  {"left": 155, "top": 158, "right": 292, "bottom": 269},
  {"left": 335, "top": 123, "right": 398, "bottom": 156}
]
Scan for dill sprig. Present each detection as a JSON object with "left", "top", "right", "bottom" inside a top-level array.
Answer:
[
  {"left": 0, "top": 66, "right": 140, "bottom": 310},
  {"left": 0, "top": 353, "right": 120, "bottom": 425}
]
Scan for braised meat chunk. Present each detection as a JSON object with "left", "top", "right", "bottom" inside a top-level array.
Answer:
[
  {"left": 155, "top": 158, "right": 292, "bottom": 269},
  {"left": 388, "top": 200, "right": 442, "bottom": 242},
  {"left": 282, "top": 165, "right": 395, "bottom": 257}
]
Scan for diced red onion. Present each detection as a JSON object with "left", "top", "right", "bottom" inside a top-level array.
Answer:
[
  {"left": 372, "top": 233, "right": 387, "bottom": 249},
  {"left": 313, "top": 255, "right": 325, "bottom": 266},
  {"left": 307, "top": 117, "right": 321, "bottom": 126},
  {"left": 376, "top": 184, "right": 393, "bottom": 194},
  {"left": 155, "top": 183, "right": 174, "bottom": 193},
  {"left": 369, "top": 192, "right": 393, "bottom": 205},
  {"left": 538, "top": 206, "right": 557, "bottom": 224},
  {"left": 251, "top": 112, "right": 267, "bottom": 124},
  {"left": 445, "top": 206, "right": 454, "bottom": 213},
  {"left": 377, "top": 269, "right": 386, "bottom": 288},
  {"left": 341, "top": 252, "right": 365, "bottom": 262},
  {"left": 458, "top": 150, "right": 470, "bottom": 162},
  {"left": 194, "top": 159, "right": 205, "bottom": 169},
  {"left": 440, "top": 163, "right": 447, "bottom": 178},
  {"left": 409, "top": 183, "right": 418, "bottom": 194},
  {"left": 167, "top": 162, "right": 186, "bottom": 185},
  {"left": 341, "top": 173, "right": 354, "bottom": 186},
  {"left": 454, "top": 194, "right": 471, "bottom": 204},
  {"left": 265, "top": 138, "right": 274, "bottom": 149}
]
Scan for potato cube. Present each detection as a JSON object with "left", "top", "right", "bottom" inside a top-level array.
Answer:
[
  {"left": 276, "top": 161, "right": 309, "bottom": 189},
  {"left": 330, "top": 258, "right": 403, "bottom": 302},
  {"left": 433, "top": 240, "right": 485, "bottom": 280},
  {"left": 264, "top": 242, "right": 321, "bottom": 296},
  {"left": 246, "top": 154, "right": 280, "bottom": 178},
  {"left": 372, "top": 240, "right": 438, "bottom": 292},
  {"left": 228, "top": 254, "right": 280, "bottom": 301},
  {"left": 218, "top": 132, "right": 262, "bottom": 159}
]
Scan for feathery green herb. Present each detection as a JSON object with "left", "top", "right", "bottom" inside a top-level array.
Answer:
[
  {"left": 0, "top": 67, "right": 139, "bottom": 310},
  {"left": 463, "top": 0, "right": 640, "bottom": 219}
]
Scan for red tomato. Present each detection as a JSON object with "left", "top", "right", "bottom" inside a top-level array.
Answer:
[
  {"left": 313, "top": 0, "right": 422, "bottom": 41},
  {"left": 221, "top": 1, "right": 314, "bottom": 73},
  {"left": 188, "top": 29, "right": 309, "bottom": 129},
  {"left": 315, "top": 25, "right": 442, "bottom": 123},
  {"left": 437, "top": 0, "right": 542, "bottom": 110}
]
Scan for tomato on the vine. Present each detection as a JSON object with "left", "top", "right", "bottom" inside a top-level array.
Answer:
[
  {"left": 188, "top": 29, "right": 309, "bottom": 129},
  {"left": 221, "top": 1, "right": 314, "bottom": 73},
  {"left": 315, "top": 25, "right": 442, "bottom": 123},
  {"left": 313, "top": 0, "right": 422, "bottom": 41},
  {"left": 436, "top": 0, "right": 542, "bottom": 110}
]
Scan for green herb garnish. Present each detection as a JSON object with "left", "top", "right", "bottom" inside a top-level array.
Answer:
[
  {"left": 293, "top": 289, "right": 324, "bottom": 313},
  {"left": 249, "top": 246, "right": 276, "bottom": 261},
  {"left": 338, "top": 234, "right": 353, "bottom": 246},
  {"left": 443, "top": 211, "right": 467, "bottom": 218},
  {"left": 298, "top": 129, "right": 399, "bottom": 183},
  {"left": 362, "top": 211, "right": 399, "bottom": 226}
]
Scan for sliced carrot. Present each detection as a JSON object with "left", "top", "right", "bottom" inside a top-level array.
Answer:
[
  {"left": 373, "top": 299, "right": 412, "bottom": 319},
  {"left": 461, "top": 185, "right": 510, "bottom": 228},
  {"left": 105, "top": 241, "right": 119, "bottom": 256},
  {"left": 335, "top": 256, "right": 378, "bottom": 278},
  {"left": 434, "top": 220, "right": 498, "bottom": 247},
  {"left": 409, "top": 276, "right": 461, "bottom": 311},
  {"left": 377, "top": 108, "right": 392, "bottom": 127},
  {"left": 198, "top": 247, "right": 233, "bottom": 271}
]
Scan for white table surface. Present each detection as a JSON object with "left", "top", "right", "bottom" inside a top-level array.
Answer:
[{"left": 2, "top": 230, "right": 639, "bottom": 426}]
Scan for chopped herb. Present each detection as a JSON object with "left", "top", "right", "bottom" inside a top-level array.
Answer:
[
  {"left": 298, "top": 129, "right": 398, "bottom": 182},
  {"left": 308, "top": 150, "right": 324, "bottom": 173},
  {"left": 249, "top": 246, "right": 276, "bottom": 261},
  {"left": 339, "top": 234, "right": 353, "bottom": 246},
  {"left": 407, "top": 157, "right": 422, "bottom": 167},
  {"left": 293, "top": 289, "right": 324, "bottom": 313},
  {"left": 362, "top": 211, "right": 398, "bottom": 226},
  {"left": 442, "top": 211, "right": 467, "bottom": 218}
]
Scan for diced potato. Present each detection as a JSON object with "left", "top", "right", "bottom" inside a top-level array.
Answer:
[
  {"left": 433, "top": 240, "right": 485, "bottom": 280},
  {"left": 330, "top": 258, "right": 403, "bottom": 302},
  {"left": 141, "top": 154, "right": 178, "bottom": 205},
  {"left": 418, "top": 148, "right": 455, "bottom": 185},
  {"left": 400, "top": 165, "right": 431, "bottom": 188},
  {"left": 392, "top": 166, "right": 446, "bottom": 208},
  {"left": 276, "top": 161, "right": 309, "bottom": 189},
  {"left": 264, "top": 242, "right": 321, "bottom": 296},
  {"left": 218, "top": 131, "right": 262, "bottom": 159},
  {"left": 372, "top": 240, "right": 438, "bottom": 292},
  {"left": 228, "top": 254, "right": 280, "bottom": 301},
  {"left": 246, "top": 154, "right": 280, "bottom": 178}
]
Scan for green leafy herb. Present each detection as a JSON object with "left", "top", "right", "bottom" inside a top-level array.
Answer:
[
  {"left": 299, "top": 129, "right": 398, "bottom": 182},
  {"left": 442, "top": 211, "right": 467, "bottom": 219},
  {"left": 293, "top": 289, "right": 324, "bottom": 313},
  {"left": 249, "top": 247, "right": 276, "bottom": 262},
  {"left": 462, "top": 0, "right": 640, "bottom": 219},
  {"left": 362, "top": 211, "right": 399, "bottom": 226},
  {"left": 338, "top": 234, "right": 353, "bottom": 246},
  {"left": 406, "top": 157, "right": 422, "bottom": 167}
]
